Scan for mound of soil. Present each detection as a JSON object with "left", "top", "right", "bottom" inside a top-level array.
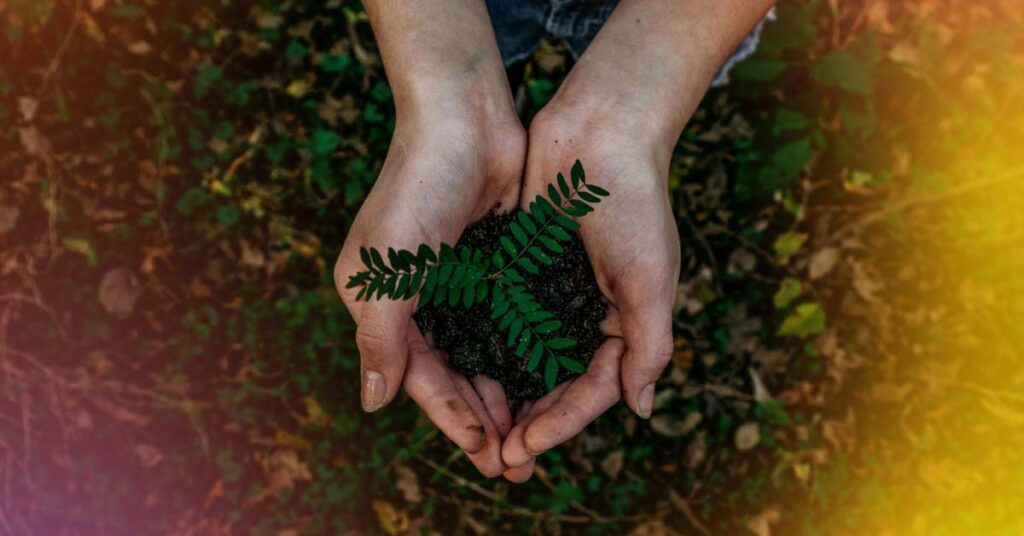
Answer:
[{"left": 414, "top": 213, "right": 607, "bottom": 402}]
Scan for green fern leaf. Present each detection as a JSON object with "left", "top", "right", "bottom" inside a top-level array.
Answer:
[
  {"left": 447, "top": 285, "right": 461, "bottom": 307},
  {"left": 547, "top": 183, "right": 562, "bottom": 206},
  {"left": 515, "top": 331, "right": 531, "bottom": 356},
  {"left": 438, "top": 264, "right": 453, "bottom": 285},
  {"left": 553, "top": 214, "right": 581, "bottom": 232},
  {"left": 571, "top": 159, "right": 585, "bottom": 186},
  {"left": 498, "top": 309, "right": 516, "bottom": 330},
  {"left": 370, "top": 248, "right": 392, "bottom": 274},
  {"left": 547, "top": 226, "right": 571, "bottom": 242},
  {"left": 517, "top": 257, "right": 540, "bottom": 275},
  {"left": 534, "top": 320, "right": 561, "bottom": 334},
  {"left": 517, "top": 211, "right": 537, "bottom": 234},
  {"left": 432, "top": 285, "right": 447, "bottom": 306},
  {"left": 544, "top": 357, "right": 559, "bottom": 390},
  {"left": 548, "top": 338, "right": 577, "bottom": 350},
  {"left": 538, "top": 235, "right": 564, "bottom": 254},
  {"left": 557, "top": 172, "right": 570, "bottom": 197},
  {"left": 345, "top": 271, "right": 370, "bottom": 289},
  {"left": 500, "top": 236, "right": 518, "bottom": 256},
  {"left": 528, "top": 342, "right": 545, "bottom": 372},
  {"left": 558, "top": 356, "right": 587, "bottom": 373},
  {"left": 507, "top": 319, "right": 523, "bottom": 346},
  {"left": 510, "top": 222, "right": 528, "bottom": 246},
  {"left": 524, "top": 310, "right": 554, "bottom": 322},
  {"left": 417, "top": 244, "right": 437, "bottom": 263},
  {"left": 528, "top": 246, "right": 552, "bottom": 265},
  {"left": 395, "top": 273, "right": 411, "bottom": 298}
]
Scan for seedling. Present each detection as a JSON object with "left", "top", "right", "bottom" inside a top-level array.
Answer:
[{"left": 346, "top": 160, "right": 610, "bottom": 389}]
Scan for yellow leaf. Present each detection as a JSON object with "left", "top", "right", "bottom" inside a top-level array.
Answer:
[
  {"left": 286, "top": 79, "right": 311, "bottom": 99},
  {"left": 372, "top": 500, "right": 410, "bottom": 536}
]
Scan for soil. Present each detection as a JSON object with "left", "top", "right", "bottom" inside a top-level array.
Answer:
[{"left": 414, "top": 213, "right": 607, "bottom": 403}]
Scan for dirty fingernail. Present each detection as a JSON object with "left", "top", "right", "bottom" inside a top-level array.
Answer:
[
  {"left": 636, "top": 383, "right": 655, "bottom": 419},
  {"left": 362, "top": 370, "right": 386, "bottom": 412}
]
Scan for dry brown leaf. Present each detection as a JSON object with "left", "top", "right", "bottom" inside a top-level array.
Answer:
[
  {"left": 735, "top": 422, "right": 760, "bottom": 451},
  {"left": 808, "top": 246, "right": 841, "bottom": 279},
  {"left": 264, "top": 450, "right": 311, "bottom": 493},
  {"left": 128, "top": 41, "right": 153, "bottom": 55},
  {"left": 651, "top": 412, "right": 702, "bottom": 438},
  {"left": 98, "top": 267, "right": 143, "bottom": 318},
  {"left": 394, "top": 464, "right": 422, "bottom": 504},
  {"left": 600, "top": 449, "right": 625, "bottom": 480}
]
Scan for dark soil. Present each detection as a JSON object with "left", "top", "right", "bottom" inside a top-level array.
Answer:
[{"left": 414, "top": 213, "right": 607, "bottom": 402}]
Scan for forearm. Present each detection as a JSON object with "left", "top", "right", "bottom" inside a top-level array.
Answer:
[
  {"left": 362, "top": 0, "right": 514, "bottom": 121},
  {"left": 550, "top": 0, "right": 776, "bottom": 155}
]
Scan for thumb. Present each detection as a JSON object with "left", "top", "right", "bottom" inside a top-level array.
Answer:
[
  {"left": 619, "top": 293, "right": 674, "bottom": 419},
  {"left": 354, "top": 298, "right": 414, "bottom": 412}
]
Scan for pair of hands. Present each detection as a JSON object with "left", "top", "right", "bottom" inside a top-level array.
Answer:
[{"left": 333, "top": 88, "right": 680, "bottom": 481}]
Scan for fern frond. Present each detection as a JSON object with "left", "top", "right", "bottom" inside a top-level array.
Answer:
[
  {"left": 490, "top": 279, "right": 579, "bottom": 389},
  {"left": 493, "top": 160, "right": 609, "bottom": 282},
  {"left": 347, "top": 244, "right": 491, "bottom": 307}
]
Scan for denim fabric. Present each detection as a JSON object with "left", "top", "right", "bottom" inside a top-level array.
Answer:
[{"left": 486, "top": 0, "right": 776, "bottom": 87}]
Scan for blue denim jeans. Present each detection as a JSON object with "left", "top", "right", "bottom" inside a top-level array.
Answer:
[{"left": 486, "top": 0, "right": 775, "bottom": 87}]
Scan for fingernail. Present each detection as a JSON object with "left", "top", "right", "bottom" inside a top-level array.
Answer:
[
  {"left": 362, "top": 370, "right": 386, "bottom": 412},
  {"left": 636, "top": 383, "right": 655, "bottom": 419}
]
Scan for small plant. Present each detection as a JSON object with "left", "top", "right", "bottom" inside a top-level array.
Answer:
[{"left": 346, "top": 160, "right": 610, "bottom": 389}]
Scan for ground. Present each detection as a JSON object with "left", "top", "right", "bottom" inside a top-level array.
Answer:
[{"left": 0, "top": 1, "right": 1022, "bottom": 535}]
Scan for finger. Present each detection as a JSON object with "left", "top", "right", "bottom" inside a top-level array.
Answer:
[
  {"left": 403, "top": 331, "right": 486, "bottom": 454},
  {"left": 500, "top": 382, "right": 571, "bottom": 467},
  {"left": 503, "top": 457, "right": 535, "bottom": 483},
  {"left": 453, "top": 374, "right": 506, "bottom": 478},
  {"left": 619, "top": 294, "right": 674, "bottom": 420},
  {"left": 472, "top": 376, "right": 513, "bottom": 437},
  {"left": 353, "top": 299, "right": 415, "bottom": 412},
  {"left": 523, "top": 339, "right": 624, "bottom": 455}
]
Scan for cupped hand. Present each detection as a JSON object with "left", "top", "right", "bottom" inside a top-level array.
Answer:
[
  {"left": 334, "top": 109, "right": 525, "bottom": 477},
  {"left": 500, "top": 102, "right": 681, "bottom": 478}
]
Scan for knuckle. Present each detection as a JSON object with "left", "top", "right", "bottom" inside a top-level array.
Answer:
[{"left": 355, "top": 322, "right": 392, "bottom": 356}]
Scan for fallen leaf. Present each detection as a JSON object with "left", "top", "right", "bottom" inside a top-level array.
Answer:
[
  {"left": 98, "top": 267, "right": 143, "bottom": 318},
  {"left": 735, "top": 422, "right": 760, "bottom": 451},
  {"left": 600, "top": 449, "right": 625, "bottom": 479},
  {"left": 748, "top": 367, "right": 773, "bottom": 403},
  {"left": 778, "top": 302, "right": 827, "bottom": 338},
  {"left": 372, "top": 500, "right": 410, "bottom": 536},
  {"left": 808, "top": 246, "right": 841, "bottom": 279},
  {"left": 128, "top": 41, "right": 153, "bottom": 55},
  {"left": 651, "top": 412, "right": 702, "bottom": 438},
  {"left": 394, "top": 464, "right": 422, "bottom": 503}
]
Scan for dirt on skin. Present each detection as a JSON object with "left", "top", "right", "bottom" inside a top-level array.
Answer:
[{"left": 414, "top": 212, "right": 607, "bottom": 403}]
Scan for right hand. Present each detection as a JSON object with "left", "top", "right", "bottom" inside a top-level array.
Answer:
[{"left": 334, "top": 104, "right": 526, "bottom": 477}]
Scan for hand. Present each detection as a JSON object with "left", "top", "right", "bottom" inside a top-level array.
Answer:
[
  {"left": 500, "top": 99, "right": 681, "bottom": 478},
  {"left": 334, "top": 106, "right": 526, "bottom": 477}
]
